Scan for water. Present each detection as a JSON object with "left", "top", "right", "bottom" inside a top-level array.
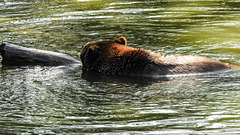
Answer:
[{"left": 1, "top": 0, "right": 240, "bottom": 134}]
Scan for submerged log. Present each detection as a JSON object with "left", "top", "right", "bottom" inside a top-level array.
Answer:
[{"left": 0, "top": 43, "right": 81, "bottom": 66}]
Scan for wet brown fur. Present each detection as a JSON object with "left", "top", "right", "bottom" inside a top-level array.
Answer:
[{"left": 80, "top": 37, "right": 231, "bottom": 76}]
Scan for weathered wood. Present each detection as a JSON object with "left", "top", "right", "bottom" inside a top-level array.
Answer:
[{"left": 0, "top": 43, "right": 81, "bottom": 66}]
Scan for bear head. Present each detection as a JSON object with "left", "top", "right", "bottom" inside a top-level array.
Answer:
[{"left": 80, "top": 37, "right": 135, "bottom": 73}]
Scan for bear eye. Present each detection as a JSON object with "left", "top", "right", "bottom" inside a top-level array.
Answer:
[{"left": 112, "top": 47, "right": 117, "bottom": 50}]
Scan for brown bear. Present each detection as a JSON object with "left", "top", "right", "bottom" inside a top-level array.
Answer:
[{"left": 80, "top": 37, "right": 231, "bottom": 76}]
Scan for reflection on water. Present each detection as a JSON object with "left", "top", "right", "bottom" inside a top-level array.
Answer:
[{"left": 1, "top": 0, "right": 240, "bottom": 134}]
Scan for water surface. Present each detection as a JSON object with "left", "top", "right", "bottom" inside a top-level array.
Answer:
[{"left": 0, "top": 0, "right": 240, "bottom": 134}]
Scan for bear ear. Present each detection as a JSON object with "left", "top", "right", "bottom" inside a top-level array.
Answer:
[
  {"left": 88, "top": 45, "right": 100, "bottom": 54},
  {"left": 115, "top": 36, "right": 127, "bottom": 45}
]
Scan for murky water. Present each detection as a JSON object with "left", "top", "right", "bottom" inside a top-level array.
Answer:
[{"left": 1, "top": 0, "right": 240, "bottom": 134}]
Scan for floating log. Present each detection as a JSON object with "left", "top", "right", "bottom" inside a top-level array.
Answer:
[{"left": 0, "top": 43, "right": 81, "bottom": 66}]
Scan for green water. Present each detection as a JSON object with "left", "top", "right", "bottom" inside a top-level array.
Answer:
[{"left": 1, "top": 0, "right": 240, "bottom": 134}]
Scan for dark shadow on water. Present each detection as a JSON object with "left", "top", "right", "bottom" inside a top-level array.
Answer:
[
  {"left": 81, "top": 71, "right": 169, "bottom": 86},
  {"left": 80, "top": 67, "right": 240, "bottom": 86}
]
